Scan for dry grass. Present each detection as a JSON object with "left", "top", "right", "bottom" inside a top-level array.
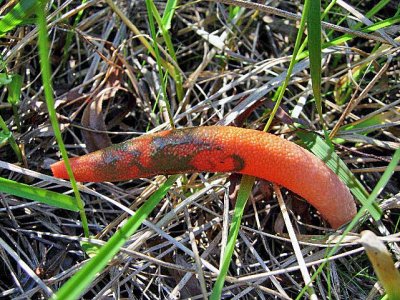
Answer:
[{"left": 0, "top": 0, "right": 399, "bottom": 299}]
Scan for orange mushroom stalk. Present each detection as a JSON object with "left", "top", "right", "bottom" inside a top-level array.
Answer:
[{"left": 51, "top": 126, "right": 356, "bottom": 228}]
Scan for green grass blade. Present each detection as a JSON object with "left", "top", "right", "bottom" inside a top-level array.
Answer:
[
  {"left": 0, "top": 177, "right": 79, "bottom": 211},
  {"left": 0, "top": 73, "right": 12, "bottom": 85},
  {"left": 144, "top": 0, "right": 175, "bottom": 128},
  {"left": 333, "top": 111, "right": 395, "bottom": 144},
  {"left": 360, "top": 148, "right": 400, "bottom": 206},
  {"left": 210, "top": 175, "right": 255, "bottom": 300},
  {"left": 104, "top": 0, "right": 176, "bottom": 80},
  {"left": 7, "top": 74, "right": 22, "bottom": 105},
  {"left": 228, "top": 6, "right": 241, "bottom": 20},
  {"left": 333, "top": 64, "right": 365, "bottom": 105},
  {"left": 296, "top": 129, "right": 381, "bottom": 220},
  {"left": 0, "top": 131, "right": 9, "bottom": 146},
  {"left": 8, "top": 74, "right": 23, "bottom": 131},
  {"left": 161, "top": 0, "right": 179, "bottom": 30},
  {"left": 0, "top": 0, "right": 37, "bottom": 37},
  {"left": 295, "top": 0, "right": 337, "bottom": 69},
  {"left": 0, "top": 114, "right": 22, "bottom": 161},
  {"left": 264, "top": 0, "right": 311, "bottom": 132},
  {"left": 307, "top": 0, "right": 326, "bottom": 132},
  {"left": 365, "top": 0, "right": 391, "bottom": 19},
  {"left": 0, "top": 72, "right": 22, "bottom": 159},
  {"left": 61, "top": 0, "right": 88, "bottom": 66},
  {"left": 36, "top": 0, "right": 89, "bottom": 237},
  {"left": 52, "top": 175, "right": 179, "bottom": 300},
  {"left": 296, "top": 146, "right": 400, "bottom": 299},
  {"left": 149, "top": 0, "right": 183, "bottom": 102},
  {"left": 297, "top": 15, "right": 400, "bottom": 60}
]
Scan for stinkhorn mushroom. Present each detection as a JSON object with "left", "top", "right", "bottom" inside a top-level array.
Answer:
[{"left": 51, "top": 126, "right": 356, "bottom": 228}]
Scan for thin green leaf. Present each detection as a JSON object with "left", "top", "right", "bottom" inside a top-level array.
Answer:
[
  {"left": 307, "top": 0, "right": 325, "bottom": 131},
  {"left": 7, "top": 74, "right": 22, "bottom": 105},
  {"left": 8, "top": 74, "right": 23, "bottom": 131},
  {"left": 61, "top": 0, "right": 87, "bottom": 66},
  {"left": 52, "top": 175, "right": 179, "bottom": 300},
  {"left": 365, "top": 0, "right": 391, "bottom": 19},
  {"left": 161, "top": 0, "right": 178, "bottom": 30},
  {"left": 0, "top": 0, "right": 37, "bottom": 37},
  {"left": 334, "top": 64, "right": 365, "bottom": 105},
  {"left": 296, "top": 129, "right": 381, "bottom": 220},
  {"left": 0, "top": 177, "right": 79, "bottom": 211},
  {"left": 0, "top": 131, "right": 10, "bottom": 146},
  {"left": 0, "top": 73, "right": 12, "bottom": 85},
  {"left": 297, "top": 15, "right": 400, "bottom": 60},
  {"left": 37, "top": 0, "right": 89, "bottom": 237},
  {"left": 149, "top": 0, "right": 183, "bottom": 102},
  {"left": 362, "top": 148, "right": 400, "bottom": 205},
  {"left": 294, "top": 0, "right": 336, "bottom": 68},
  {"left": 104, "top": 0, "right": 176, "bottom": 80},
  {"left": 0, "top": 114, "right": 22, "bottom": 161},
  {"left": 210, "top": 175, "right": 255, "bottom": 300},
  {"left": 80, "top": 242, "right": 102, "bottom": 258},
  {"left": 229, "top": 6, "right": 241, "bottom": 20},
  {"left": 264, "top": 0, "right": 310, "bottom": 132},
  {"left": 144, "top": 0, "right": 175, "bottom": 127},
  {"left": 333, "top": 111, "right": 396, "bottom": 144}
]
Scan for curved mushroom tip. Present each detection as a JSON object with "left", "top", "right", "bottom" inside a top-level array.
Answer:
[
  {"left": 329, "top": 196, "right": 357, "bottom": 229},
  {"left": 51, "top": 160, "right": 69, "bottom": 179},
  {"left": 331, "top": 210, "right": 356, "bottom": 229}
]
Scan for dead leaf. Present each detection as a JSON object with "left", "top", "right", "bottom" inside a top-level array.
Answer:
[
  {"left": 81, "top": 95, "right": 112, "bottom": 152},
  {"left": 81, "top": 56, "right": 124, "bottom": 152},
  {"left": 360, "top": 230, "right": 400, "bottom": 299}
]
